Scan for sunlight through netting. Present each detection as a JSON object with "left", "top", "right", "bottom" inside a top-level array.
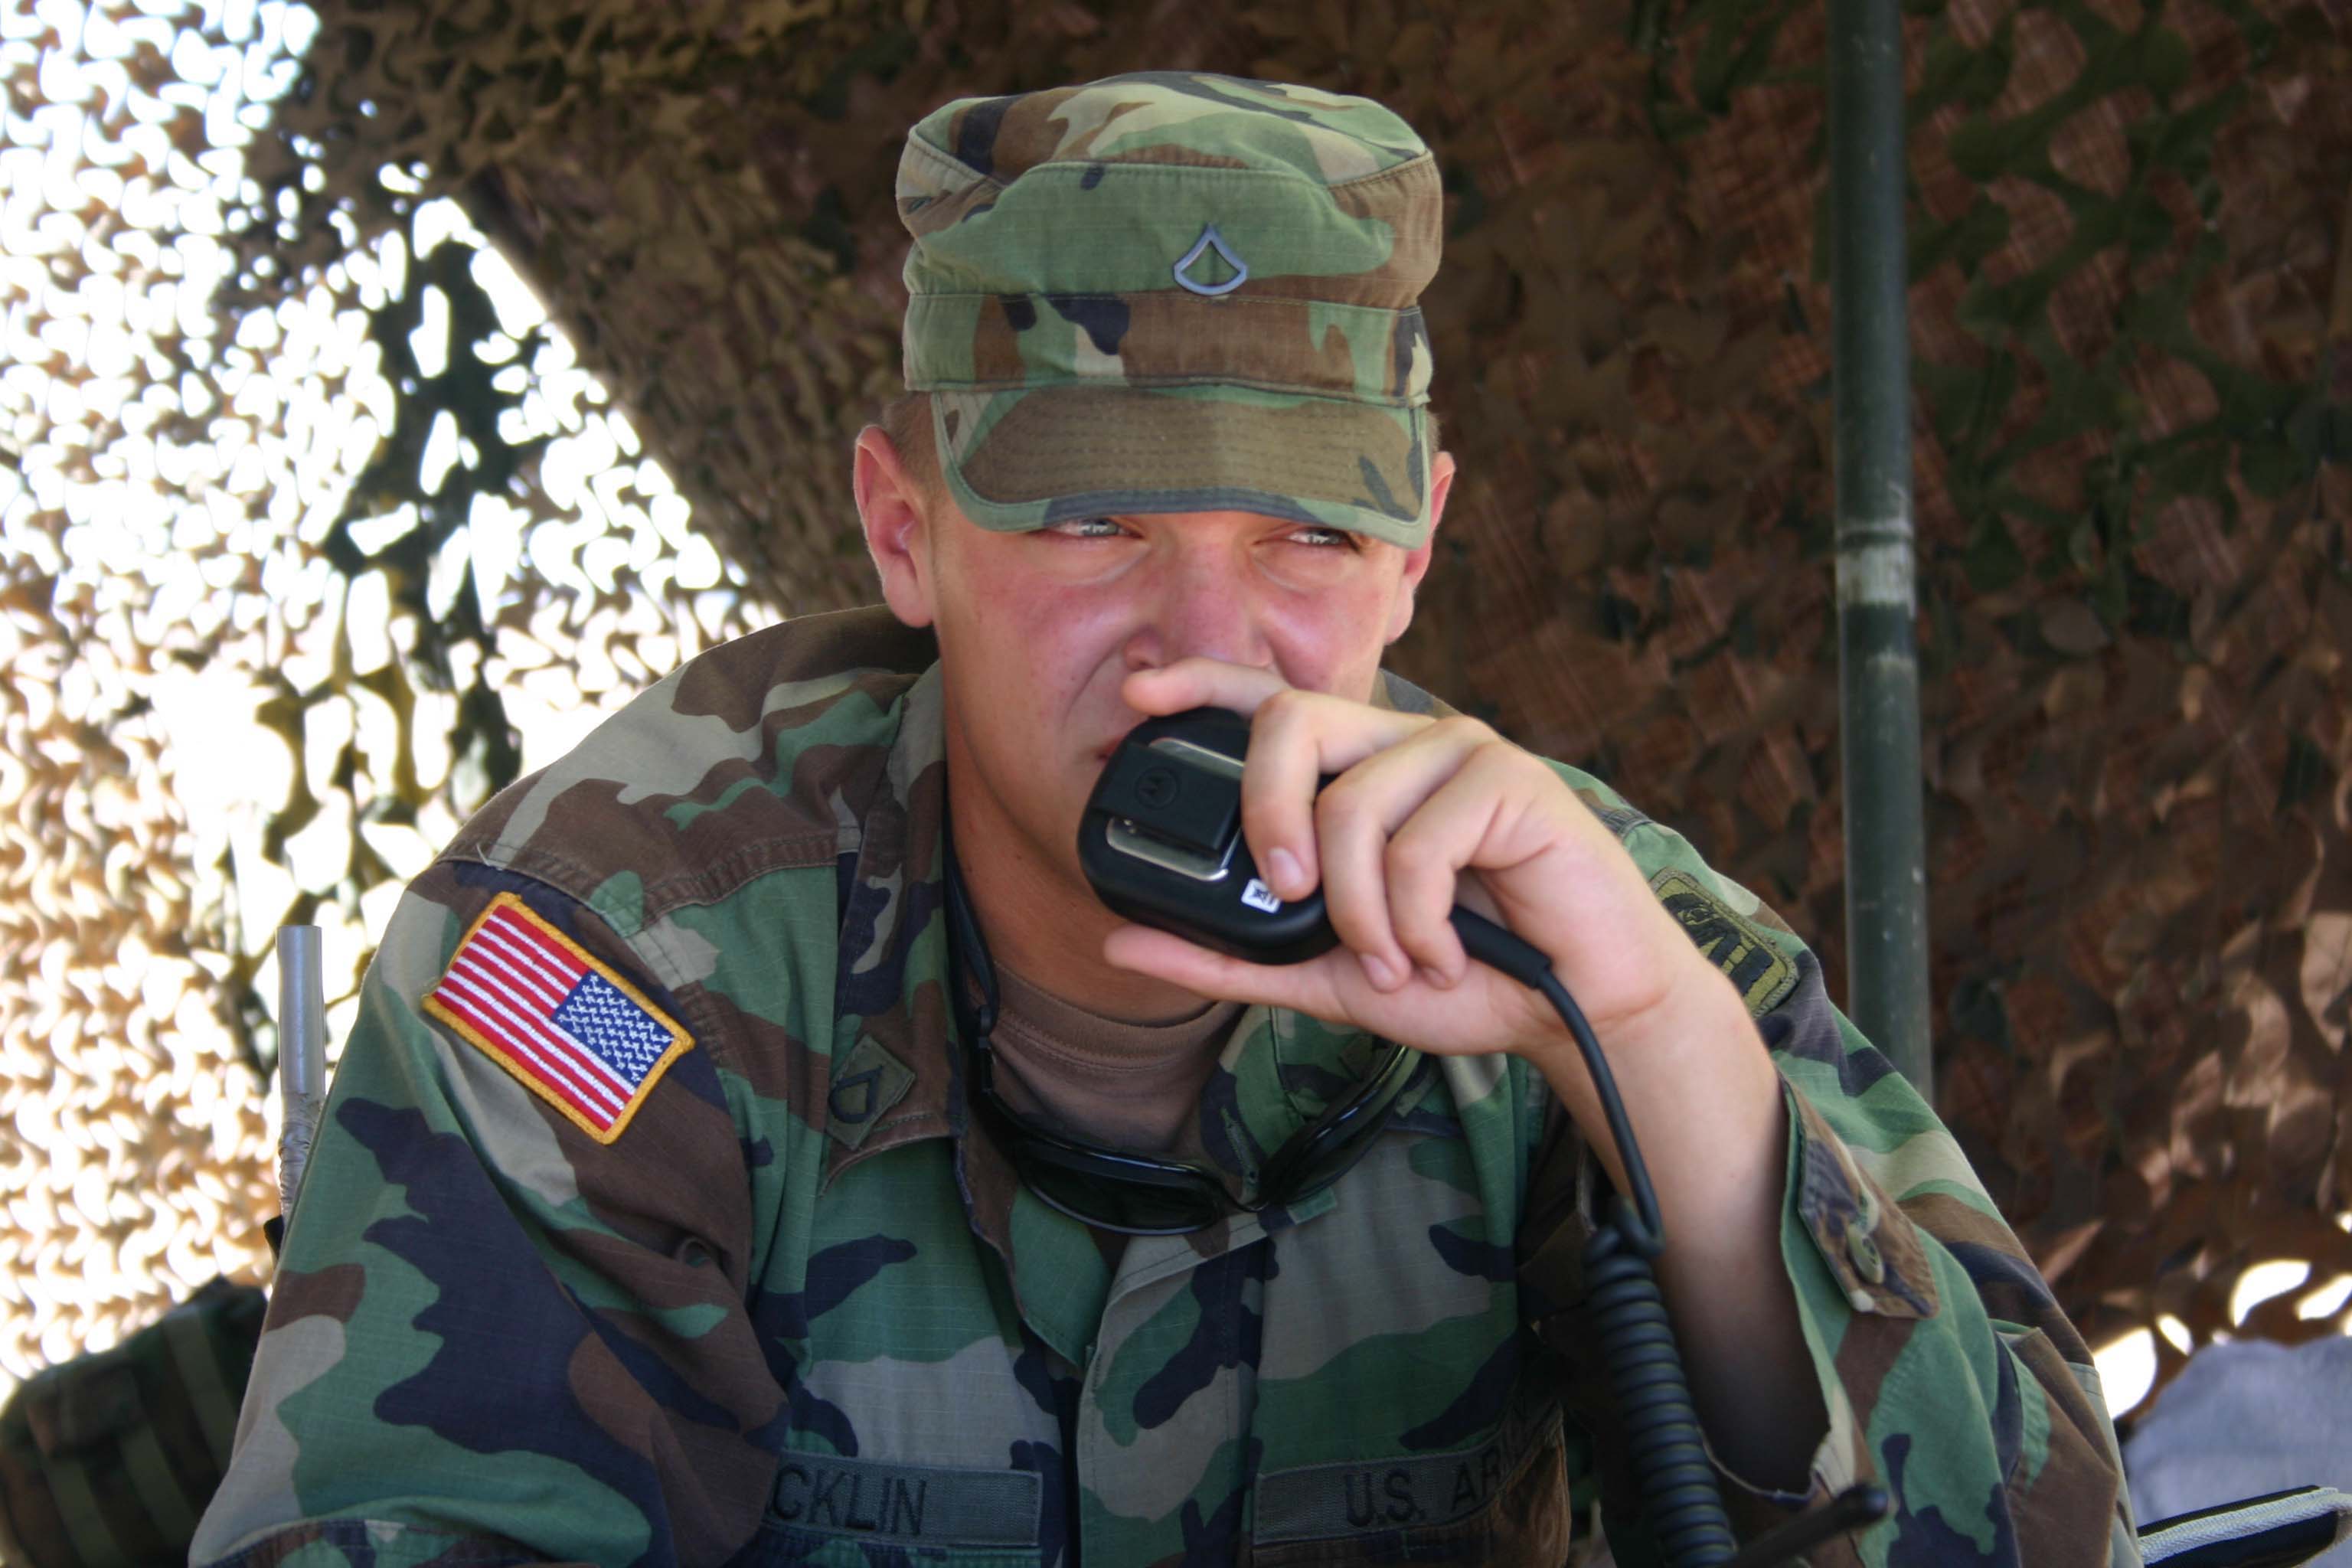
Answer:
[{"left": 1, "top": 0, "right": 782, "bottom": 1400}]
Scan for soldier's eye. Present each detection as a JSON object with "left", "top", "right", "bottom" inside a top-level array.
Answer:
[
  {"left": 1049, "top": 518, "right": 1128, "bottom": 540},
  {"left": 1290, "top": 527, "right": 1358, "bottom": 550}
]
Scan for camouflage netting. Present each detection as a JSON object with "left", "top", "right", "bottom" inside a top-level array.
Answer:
[
  {"left": 8, "top": 0, "right": 2350, "bottom": 1414},
  {"left": 0, "top": 2, "right": 783, "bottom": 1390}
]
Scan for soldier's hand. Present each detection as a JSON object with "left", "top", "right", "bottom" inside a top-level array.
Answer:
[{"left": 1097, "top": 659, "right": 1766, "bottom": 1111}]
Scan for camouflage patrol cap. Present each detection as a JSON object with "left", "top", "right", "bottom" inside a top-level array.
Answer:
[{"left": 895, "top": 72, "right": 1442, "bottom": 549}]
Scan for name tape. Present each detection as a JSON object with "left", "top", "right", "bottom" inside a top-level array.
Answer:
[
  {"left": 766, "top": 1455, "right": 1042, "bottom": 1549},
  {"left": 1252, "top": 1408, "right": 1561, "bottom": 1544}
]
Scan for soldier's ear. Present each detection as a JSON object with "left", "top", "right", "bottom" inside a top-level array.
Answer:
[{"left": 854, "top": 424, "right": 937, "bottom": 629}]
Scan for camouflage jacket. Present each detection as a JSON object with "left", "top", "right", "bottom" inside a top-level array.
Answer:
[{"left": 190, "top": 606, "right": 2135, "bottom": 1568}]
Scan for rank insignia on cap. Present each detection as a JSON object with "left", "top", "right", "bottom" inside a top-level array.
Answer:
[
  {"left": 1171, "top": 223, "right": 1250, "bottom": 296},
  {"left": 423, "top": 892, "right": 691, "bottom": 1144}
]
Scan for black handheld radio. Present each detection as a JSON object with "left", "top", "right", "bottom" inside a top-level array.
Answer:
[
  {"left": 1076, "top": 705, "right": 1887, "bottom": 1568},
  {"left": 1078, "top": 706, "right": 1337, "bottom": 964}
]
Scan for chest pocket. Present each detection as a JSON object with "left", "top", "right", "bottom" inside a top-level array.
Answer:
[
  {"left": 1248, "top": 1409, "right": 1575, "bottom": 1566},
  {"left": 743, "top": 1136, "right": 1074, "bottom": 1567}
]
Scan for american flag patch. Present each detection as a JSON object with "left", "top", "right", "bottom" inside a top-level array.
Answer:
[{"left": 421, "top": 893, "right": 691, "bottom": 1144}]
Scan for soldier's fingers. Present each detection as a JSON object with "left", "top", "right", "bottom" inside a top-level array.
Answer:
[
  {"left": 1125, "top": 665, "right": 1319, "bottom": 899},
  {"left": 1100, "top": 921, "right": 1358, "bottom": 1021},
  {"left": 1243, "top": 687, "right": 1427, "bottom": 902},
  {"left": 1120, "top": 659, "right": 1292, "bottom": 719},
  {"left": 1312, "top": 718, "right": 1500, "bottom": 988},
  {"left": 1383, "top": 740, "right": 1549, "bottom": 987}
]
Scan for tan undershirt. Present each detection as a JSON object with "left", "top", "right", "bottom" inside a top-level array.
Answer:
[{"left": 989, "top": 959, "right": 1246, "bottom": 1153}]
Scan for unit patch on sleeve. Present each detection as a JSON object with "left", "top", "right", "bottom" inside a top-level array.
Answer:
[
  {"left": 422, "top": 891, "right": 692, "bottom": 1143},
  {"left": 1648, "top": 868, "right": 1799, "bottom": 1018}
]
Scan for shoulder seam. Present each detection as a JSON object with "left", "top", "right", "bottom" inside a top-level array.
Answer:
[{"left": 447, "top": 830, "right": 848, "bottom": 926}]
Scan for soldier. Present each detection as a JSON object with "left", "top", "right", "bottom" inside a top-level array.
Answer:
[{"left": 191, "top": 74, "right": 2135, "bottom": 1567}]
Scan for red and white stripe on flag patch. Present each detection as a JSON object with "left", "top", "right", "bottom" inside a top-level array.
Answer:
[{"left": 422, "top": 892, "right": 691, "bottom": 1144}]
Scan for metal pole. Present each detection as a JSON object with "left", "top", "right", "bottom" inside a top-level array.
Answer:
[
  {"left": 276, "top": 925, "right": 328, "bottom": 1222},
  {"left": 1829, "top": 0, "right": 1932, "bottom": 1096}
]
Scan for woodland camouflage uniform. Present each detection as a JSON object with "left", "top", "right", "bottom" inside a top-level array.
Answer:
[{"left": 190, "top": 74, "right": 2138, "bottom": 1568}]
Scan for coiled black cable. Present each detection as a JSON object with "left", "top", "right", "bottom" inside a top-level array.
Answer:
[
  {"left": 1449, "top": 910, "right": 1738, "bottom": 1566},
  {"left": 1581, "top": 1210, "right": 1740, "bottom": 1563}
]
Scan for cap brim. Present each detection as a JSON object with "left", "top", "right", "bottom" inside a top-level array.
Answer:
[{"left": 933, "top": 386, "right": 1433, "bottom": 550}]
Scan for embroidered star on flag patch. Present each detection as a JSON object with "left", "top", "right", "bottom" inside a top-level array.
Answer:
[{"left": 422, "top": 892, "right": 691, "bottom": 1143}]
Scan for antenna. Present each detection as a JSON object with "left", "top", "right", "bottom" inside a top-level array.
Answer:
[{"left": 274, "top": 925, "right": 328, "bottom": 1227}]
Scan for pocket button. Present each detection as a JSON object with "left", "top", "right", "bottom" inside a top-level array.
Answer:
[{"left": 1844, "top": 1215, "right": 1886, "bottom": 1286}]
